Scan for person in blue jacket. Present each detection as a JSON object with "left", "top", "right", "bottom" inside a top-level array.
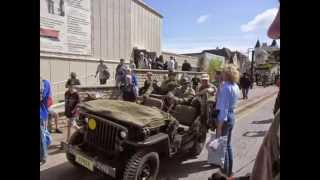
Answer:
[{"left": 40, "top": 76, "right": 52, "bottom": 165}]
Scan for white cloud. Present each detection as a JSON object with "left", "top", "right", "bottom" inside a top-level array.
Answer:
[
  {"left": 197, "top": 14, "right": 210, "bottom": 24},
  {"left": 241, "top": 8, "right": 277, "bottom": 32}
]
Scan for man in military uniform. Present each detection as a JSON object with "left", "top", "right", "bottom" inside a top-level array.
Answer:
[
  {"left": 162, "top": 76, "right": 195, "bottom": 112},
  {"left": 167, "top": 77, "right": 195, "bottom": 105},
  {"left": 139, "top": 72, "right": 154, "bottom": 96},
  {"left": 159, "top": 71, "right": 179, "bottom": 95},
  {"left": 195, "top": 74, "right": 218, "bottom": 126}
]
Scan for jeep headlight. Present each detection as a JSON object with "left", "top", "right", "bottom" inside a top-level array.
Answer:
[
  {"left": 119, "top": 131, "right": 127, "bottom": 139},
  {"left": 142, "top": 128, "right": 150, "bottom": 138}
]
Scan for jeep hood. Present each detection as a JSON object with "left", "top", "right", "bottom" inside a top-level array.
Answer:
[{"left": 78, "top": 99, "right": 176, "bottom": 128}]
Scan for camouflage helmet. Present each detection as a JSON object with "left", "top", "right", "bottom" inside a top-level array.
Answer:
[{"left": 180, "top": 76, "right": 190, "bottom": 85}]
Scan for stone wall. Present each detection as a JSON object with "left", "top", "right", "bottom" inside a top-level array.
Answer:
[
  {"left": 134, "top": 69, "right": 205, "bottom": 87},
  {"left": 74, "top": 69, "right": 206, "bottom": 100}
]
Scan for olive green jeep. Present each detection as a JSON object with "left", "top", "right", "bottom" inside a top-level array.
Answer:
[{"left": 64, "top": 94, "right": 212, "bottom": 180}]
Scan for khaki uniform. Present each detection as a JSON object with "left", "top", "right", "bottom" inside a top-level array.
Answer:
[
  {"left": 197, "top": 84, "right": 217, "bottom": 102},
  {"left": 171, "top": 86, "right": 195, "bottom": 104}
]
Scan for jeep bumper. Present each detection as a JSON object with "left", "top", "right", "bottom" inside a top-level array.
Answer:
[{"left": 63, "top": 142, "right": 116, "bottom": 178}]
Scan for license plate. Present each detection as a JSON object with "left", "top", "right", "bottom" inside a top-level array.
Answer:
[{"left": 75, "top": 154, "right": 94, "bottom": 171}]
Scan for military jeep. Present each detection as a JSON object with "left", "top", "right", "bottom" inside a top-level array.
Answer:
[{"left": 64, "top": 94, "right": 212, "bottom": 180}]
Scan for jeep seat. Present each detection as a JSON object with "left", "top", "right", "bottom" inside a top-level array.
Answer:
[
  {"left": 142, "top": 97, "right": 163, "bottom": 109},
  {"left": 171, "top": 105, "right": 198, "bottom": 126}
]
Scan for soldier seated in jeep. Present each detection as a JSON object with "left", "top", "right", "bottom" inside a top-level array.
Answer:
[
  {"left": 162, "top": 76, "right": 195, "bottom": 112},
  {"left": 157, "top": 71, "right": 179, "bottom": 95}
]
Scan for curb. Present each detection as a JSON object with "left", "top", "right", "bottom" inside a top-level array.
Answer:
[{"left": 235, "top": 91, "right": 278, "bottom": 115}]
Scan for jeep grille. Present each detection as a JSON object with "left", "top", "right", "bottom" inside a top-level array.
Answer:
[{"left": 84, "top": 114, "right": 127, "bottom": 153}]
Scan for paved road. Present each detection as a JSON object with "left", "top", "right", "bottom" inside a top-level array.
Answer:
[{"left": 40, "top": 95, "right": 276, "bottom": 180}]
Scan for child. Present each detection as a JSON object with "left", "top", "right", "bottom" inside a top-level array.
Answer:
[{"left": 64, "top": 84, "right": 80, "bottom": 143}]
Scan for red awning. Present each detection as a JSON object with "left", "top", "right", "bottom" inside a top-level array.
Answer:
[{"left": 40, "top": 28, "right": 59, "bottom": 39}]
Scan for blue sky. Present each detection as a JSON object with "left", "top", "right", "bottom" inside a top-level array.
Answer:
[{"left": 143, "top": 0, "right": 279, "bottom": 54}]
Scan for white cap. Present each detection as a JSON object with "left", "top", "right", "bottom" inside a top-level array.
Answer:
[{"left": 201, "top": 74, "right": 209, "bottom": 80}]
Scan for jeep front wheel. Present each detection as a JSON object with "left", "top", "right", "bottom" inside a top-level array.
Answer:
[{"left": 123, "top": 151, "right": 160, "bottom": 180}]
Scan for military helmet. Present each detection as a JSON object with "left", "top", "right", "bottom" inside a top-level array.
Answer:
[{"left": 180, "top": 77, "right": 190, "bottom": 85}]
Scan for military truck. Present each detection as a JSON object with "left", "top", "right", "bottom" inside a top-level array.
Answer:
[{"left": 64, "top": 92, "right": 212, "bottom": 180}]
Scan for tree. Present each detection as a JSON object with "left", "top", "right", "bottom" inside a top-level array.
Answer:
[{"left": 208, "top": 58, "right": 223, "bottom": 79}]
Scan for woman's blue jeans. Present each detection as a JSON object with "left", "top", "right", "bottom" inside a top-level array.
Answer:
[
  {"left": 221, "top": 113, "right": 235, "bottom": 176},
  {"left": 40, "top": 120, "right": 48, "bottom": 161}
]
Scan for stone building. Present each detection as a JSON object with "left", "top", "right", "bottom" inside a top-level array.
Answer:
[{"left": 40, "top": 0, "right": 163, "bottom": 101}]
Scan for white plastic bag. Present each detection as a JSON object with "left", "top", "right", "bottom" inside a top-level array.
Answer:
[
  {"left": 209, "top": 138, "right": 220, "bottom": 150},
  {"left": 207, "top": 134, "right": 228, "bottom": 167}
]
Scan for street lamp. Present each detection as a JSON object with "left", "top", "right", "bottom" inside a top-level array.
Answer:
[{"left": 247, "top": 48, "right": 255, "bottom": 84}]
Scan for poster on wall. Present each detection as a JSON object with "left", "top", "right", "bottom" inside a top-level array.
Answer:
[{"left": 40, "top": 0, "right": 91, "bottom": 55}]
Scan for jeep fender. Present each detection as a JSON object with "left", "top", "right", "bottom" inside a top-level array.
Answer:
[{"left": 125, "top": 133, "right": 171, "bottom": 156}]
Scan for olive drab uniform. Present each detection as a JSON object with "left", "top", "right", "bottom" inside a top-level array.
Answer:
[
  {"left": 140, "top": 79, "right": 154, "bottom": 96},
  {"left": 171, "top": 86, "right": 196, "bottom": 105},
  {"left": 160, "top": 79, "right": 179, "bottom": 95}
]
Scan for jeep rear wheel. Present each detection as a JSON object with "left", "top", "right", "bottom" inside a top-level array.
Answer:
[
  {"left": 189, "top": 127, "right": 207, "bottom": 156},
  {"left": 123, "top": 151, "right": 160, "bottom": 180},
  {"left": 189, "top": 141, "right": 205, "bottom": 156}
]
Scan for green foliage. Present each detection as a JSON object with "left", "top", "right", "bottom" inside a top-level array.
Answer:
[
  {"left": 257, "top": 63, "right": 273, "bottom": 69},
  {"left": 208, "top": 58, "right": 223, "bottom": 76}
]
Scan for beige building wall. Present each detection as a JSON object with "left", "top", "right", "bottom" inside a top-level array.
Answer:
[
  {"left": 131, "top": 0, "right": 162, "bottom": 56},
  {"left": 40, "top": 0, "right": 162, "bottom": 102}
]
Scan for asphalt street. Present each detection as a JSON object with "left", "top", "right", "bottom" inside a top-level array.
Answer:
[{"left": 40, "top": 94, "right": 276, "bottom": 180}]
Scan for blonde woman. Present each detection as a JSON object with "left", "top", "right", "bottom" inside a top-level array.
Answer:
[{"left": 215, "top": 64, "right": 240, "bottom": 177}]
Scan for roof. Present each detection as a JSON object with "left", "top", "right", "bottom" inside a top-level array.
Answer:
[
  {"left": 203, "top": 47, "right": 233, "bottom": 60},
  {"left": 270, "top": 40, "right": 278, "bottom": 47},
  {"left": 231, "top": 51, "right": 249, "bottom": 61},
  {"left": 255, "top": 40, "right": 261, "bottom": 48},
  {"left": 181, "top": 52, "right": 202, "bottom": 56},
  {"left": 162, "top": 51, "right": 198, "bottom": 59},
  {"left": 133, "top": 0, "right": 163, "bottom": 18}
]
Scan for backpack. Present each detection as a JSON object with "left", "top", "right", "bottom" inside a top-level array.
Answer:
[{"left": 103, "top": 69, "right": 110, "bottom": 80}]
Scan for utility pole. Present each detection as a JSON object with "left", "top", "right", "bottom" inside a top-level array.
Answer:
[
  {"left": 247, "top": 48, "right": 255, "bottom": 85},
  {"left": 251, "top": 50, "right": 255, "bottom": 83}
]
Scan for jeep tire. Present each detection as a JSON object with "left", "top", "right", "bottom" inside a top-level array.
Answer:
[
  {"left": 189, "top": 141, "right": 205, "bottom": 156},
  {"left": 189, "top": 127, "right": 207, "bottom": 156},
  {"left": 123, "top": 150, "right": 160, "bottom": 180}
]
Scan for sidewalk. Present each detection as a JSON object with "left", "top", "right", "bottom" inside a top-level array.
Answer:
[{"left": 235, "top": 85, "right": 278, "bottom": 113}]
